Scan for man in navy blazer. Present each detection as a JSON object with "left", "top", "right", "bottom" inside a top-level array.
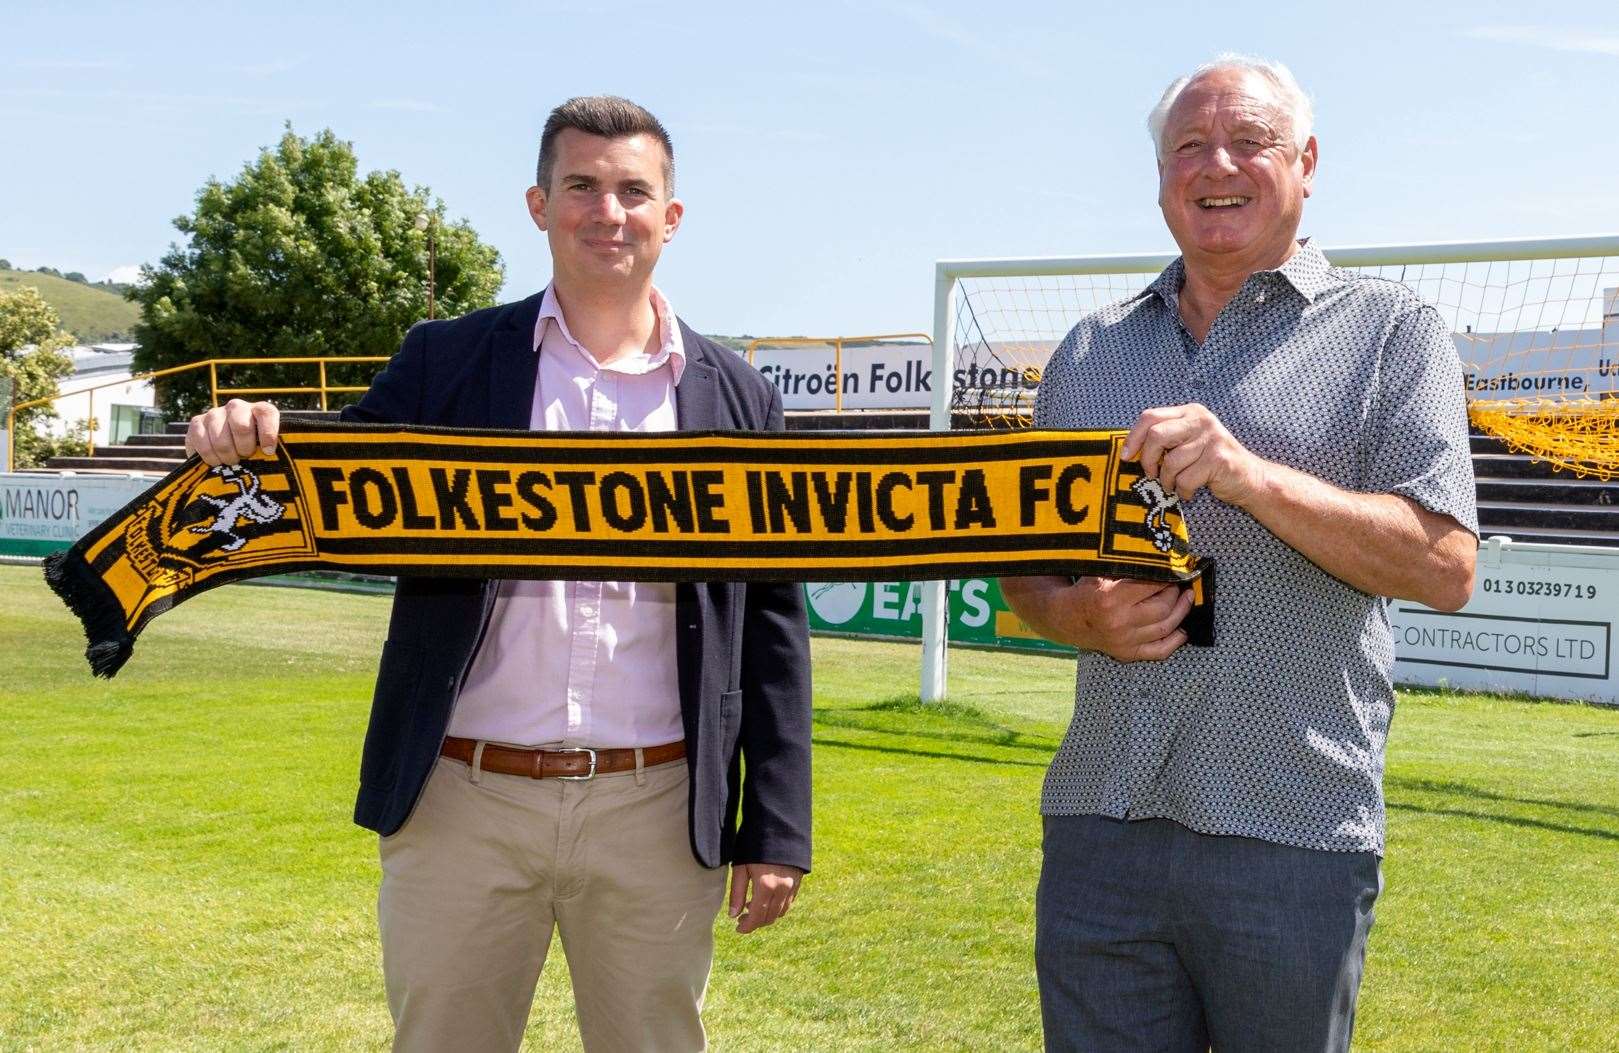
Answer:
[{"left": 186, "top": 96, "right": 812, "bottom": 1052}]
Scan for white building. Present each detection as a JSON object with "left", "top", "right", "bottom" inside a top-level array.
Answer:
[{"left": 49, "top": 343, "right": 158, "bottom": 446}]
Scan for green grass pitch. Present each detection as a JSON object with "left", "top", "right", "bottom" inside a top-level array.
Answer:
[{"left": 2, "top": 564, "right": 1616, "bottom": 1050}]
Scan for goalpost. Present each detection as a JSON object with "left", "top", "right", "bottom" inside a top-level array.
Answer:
[{"left": 919, "top": 234, "right": 1619, "bottom": 702}]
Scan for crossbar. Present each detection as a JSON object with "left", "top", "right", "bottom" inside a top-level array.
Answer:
[{"left": 936, "top": 233, "right": 1619, "bottom": 281}]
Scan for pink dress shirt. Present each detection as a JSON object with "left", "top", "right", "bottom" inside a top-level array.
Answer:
[{"left": 447, "top": 286, "right": 686, "bottom": 748}]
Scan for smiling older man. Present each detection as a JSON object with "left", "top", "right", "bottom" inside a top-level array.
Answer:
[{"left": 1002, "top": 56, "right": 1478, "bottom": 1051}]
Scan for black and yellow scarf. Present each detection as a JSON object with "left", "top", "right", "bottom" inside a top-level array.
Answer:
[{"left": 44, "top": 419, "right": 1213, "bottom": 676}]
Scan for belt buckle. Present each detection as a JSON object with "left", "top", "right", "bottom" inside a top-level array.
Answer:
[{"left": 555, "top": 746, "right": 597, "bottom": 780}]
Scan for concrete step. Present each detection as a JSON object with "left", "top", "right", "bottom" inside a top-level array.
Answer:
[
  {"left": 1470, "top": 453, "right": 1587, "bottom": 481},
  {"left": 164, "top": 410, "right": 342, "bottom": 434},
  {"left": 86, "top": 444, "right": 187, "bottom": 461},
  {"left": 45, "top": 456, "right": 187, "bottom": 473},
  {"left": 1476, "top": 500, "right": 1619, "bottom": 532},
  {"left": 1475, "top": 477, "right": 1619, "bottom": 505},
  {"left": 125, "top": 432, "right": 187, "bottom": 447},
  {"left": 1478, "top": 525, "right": 1619, "bottom": 547}
]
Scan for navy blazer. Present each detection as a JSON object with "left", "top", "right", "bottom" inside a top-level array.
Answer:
[{"left": 340, "top": 292, "right": 813, "bottom": 872}]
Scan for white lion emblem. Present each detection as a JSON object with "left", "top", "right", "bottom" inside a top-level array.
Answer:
[
  {"left": 189, "top": 464, "right": 285, "bottom": 552},
  {"left": 1130, "top": 477, "right": 1179, "bottom": 553}
]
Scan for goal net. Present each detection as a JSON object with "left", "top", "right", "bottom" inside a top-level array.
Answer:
[
  {"left": 940, "top": 237, "right": 1619, "bottom": 481},
  {"left": 914, "top": 236, "right": 1619, "bottom": 702}
]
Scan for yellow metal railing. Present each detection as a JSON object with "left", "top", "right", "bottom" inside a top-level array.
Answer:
[
  {"left": 744, "top": 333, "right": 931, "bottom": 412},
  {"left": 5, "top": 356, "right": 389, "bottom": 472}
]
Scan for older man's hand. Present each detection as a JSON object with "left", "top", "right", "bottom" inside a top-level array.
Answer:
[
  {"left": 729, "top": 863, "right": 803, "bottom": 934},
  {"left": 185, "top": 398, "right": 280, "bottom": 467},
  {"left": 1122, "top": 403, "right": 1270, "bottom": 506},
  {"left": 1000, "top": 575, "right": 1192, "bottom": 662}
]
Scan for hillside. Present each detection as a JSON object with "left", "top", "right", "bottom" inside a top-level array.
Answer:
[{"left": 0, "top": 269, "right": 141, "bottom": 343}]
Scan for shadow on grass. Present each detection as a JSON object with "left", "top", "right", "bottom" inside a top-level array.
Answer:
[
  {"left": 1386, "top": 774, "right": 1619, "bottom": 821},
  {"left": 811, "top": 736, "right": 1049, "bottom": 769},
  {"left": 812, "top": 695, "right": 1060, "bottom": 756},
  {"left": 1387, "top": 801, "right": 1619, "bottom": 843}
]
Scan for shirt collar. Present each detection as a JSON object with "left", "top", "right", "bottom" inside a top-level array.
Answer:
[
  {"left": 1273, "top": 240, "right": 1339, "bottom": 302},
  {"left": 533, "top": 284, "right": 687, "bottom": 384},
  {"left": 1138, "top": 257, "right": 1186, "bottom": 307},
  {"left": 1137, "top": 238, "right": 1342, "bottom": 308}
]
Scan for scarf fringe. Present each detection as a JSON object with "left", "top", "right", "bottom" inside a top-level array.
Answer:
[{"left": 42, "top": 550, "right": 135, "bottom": 678}]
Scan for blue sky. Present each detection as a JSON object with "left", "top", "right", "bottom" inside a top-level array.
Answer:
[{"left": 3, "top": 1, "right": 1617, "bottom": 336}]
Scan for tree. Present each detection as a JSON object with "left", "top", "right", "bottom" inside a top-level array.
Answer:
[
  {"left": 0, "top": 285, "right": 81, "bottom": 469},
  {"left": 0, "top": 259, "right": 12, "bottom": 270},
  {"left": 131, "top": 126, "right": 504, "bottom": 417}
]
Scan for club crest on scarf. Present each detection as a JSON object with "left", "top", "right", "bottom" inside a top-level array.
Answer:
[
  {"left": 120, "top": 454, "right": 317, "bottom": 596},
  {"left": 1129, "top": 477, "right": 1183, "bottom": 555},
  {"left": 187, "top": 465, "right": 286, "bottom": 551}
]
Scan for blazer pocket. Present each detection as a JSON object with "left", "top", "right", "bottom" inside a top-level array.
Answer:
[{"left": 359, "top": 639, "right": 424, "bottom": 788}]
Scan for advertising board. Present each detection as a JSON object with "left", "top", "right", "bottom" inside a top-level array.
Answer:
[
  {"left": 0, "top": 473, "right": 156, "bottom": 557},
  {"left": 1459, "top": 316, "right": 1619, "bottom": 402},
  {"left": 808, "top": 538, "right": 1619, "bottom": 706},
  {"left": 750, "top": 342, "right": 1044, "bottom": 412},
  {"left": 1390, "top": 537, "right": 1618, "bottom": 705},
  {"left": 804, "top": 576, "right": 1073, "bottom": 655}
]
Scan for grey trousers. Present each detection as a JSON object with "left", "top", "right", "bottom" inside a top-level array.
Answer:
[{"left": 1036, "top": 815, "right": 1380, "bottom": 1053}]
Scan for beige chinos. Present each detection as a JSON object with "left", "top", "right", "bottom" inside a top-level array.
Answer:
[{"left": 378, "top": 753, "right": 728, "bottom": 1052}]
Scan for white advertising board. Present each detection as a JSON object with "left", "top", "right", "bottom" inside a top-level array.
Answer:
[
  {"left": 1458, "top": 318, "right": 1619, "bottom": 401},
  {"left": 751, "top": 313, "right": 1618, "bottom": 413},
  {"left": 1391, "top": 537, "right": 1619, "bottom": 706},
  {"left": 0, "top": 472, "right": 156, "bottom": 557},
  {"left": 750, "top": 342, "right": 1043, "bottom": 412}
]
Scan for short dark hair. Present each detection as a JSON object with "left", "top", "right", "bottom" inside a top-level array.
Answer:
[{"left": 535, "top": 95, "right": 675, "bottom": 194}]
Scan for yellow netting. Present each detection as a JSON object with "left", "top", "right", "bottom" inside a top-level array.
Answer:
[{"left": 1469, "top": 398, "right": 1619, "bottom": 481}]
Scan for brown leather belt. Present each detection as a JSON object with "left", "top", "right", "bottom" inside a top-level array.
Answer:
[{"left": 440, "top": 736, "right": 686, "bottom": 780}]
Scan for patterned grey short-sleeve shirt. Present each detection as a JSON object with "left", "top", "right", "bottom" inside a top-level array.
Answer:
[{"left": 1033, "top": 241, "right": 1477, "bottom": 855}]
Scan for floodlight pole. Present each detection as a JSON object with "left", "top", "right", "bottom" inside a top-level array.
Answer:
[
  {"left": 414, "top": 211, "right": 437, "bottom": 320},
  {"left": 920, "top": 264, "right": 956, "bottom": 704}
]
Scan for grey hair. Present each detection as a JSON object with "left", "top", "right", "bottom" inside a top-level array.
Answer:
[{"left": 1146, "top": 53, "right": 1314, "bottom": 159}]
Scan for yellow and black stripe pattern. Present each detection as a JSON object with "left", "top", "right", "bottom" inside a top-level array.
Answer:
[{"left": 44, "top": 418, "right": 1213, "bottom": 676}]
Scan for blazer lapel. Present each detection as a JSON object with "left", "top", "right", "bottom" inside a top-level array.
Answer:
[
  {"left": 486, "top": 291, "right": 546, "bottom": 430},
  {"left": 674, "top": 321, "right": 720, "bottom": 432},
  {"left": 674, "top": 320, "right": 718, "bottom": 723}
]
